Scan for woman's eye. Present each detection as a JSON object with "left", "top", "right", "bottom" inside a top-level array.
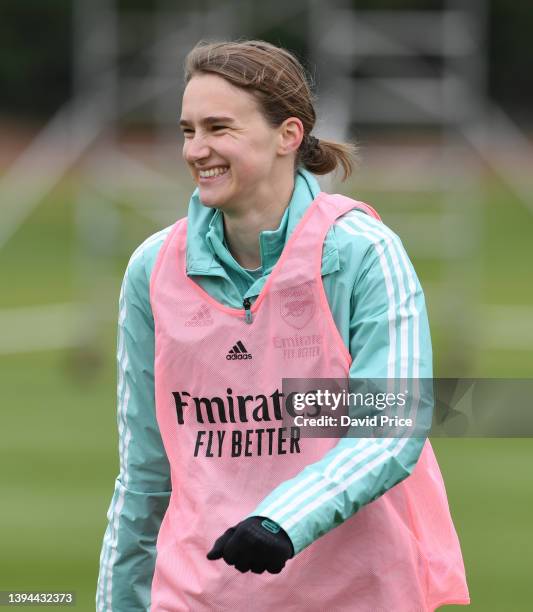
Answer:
[{"left": 181, "top": 126, "right": 225, "bottom": 136}]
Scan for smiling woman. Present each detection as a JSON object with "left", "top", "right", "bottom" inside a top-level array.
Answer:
[{"left": 96, "top": 40, "right": 470, "bottom": 612}]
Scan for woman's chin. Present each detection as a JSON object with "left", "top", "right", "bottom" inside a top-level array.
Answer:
[
  {"left": 197, "top": 189, "right": 227, "bottom": 209},
  {"left": 197, "top": 180, "right": 232, "bottom": 208}
]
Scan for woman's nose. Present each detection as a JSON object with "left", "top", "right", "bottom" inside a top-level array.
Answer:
[{"left": 183, "top": 134, "right": 210, "bottom": 163}]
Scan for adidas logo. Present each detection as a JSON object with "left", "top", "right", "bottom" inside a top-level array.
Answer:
[
  {"left": 185, "top": 304, "right": 213, "bottom": 327},
  {"left": 226, "top": 340, "right": 253, "bottom": 360}
]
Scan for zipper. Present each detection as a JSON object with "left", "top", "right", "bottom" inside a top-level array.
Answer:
[{"left": 243, "top": 298, "right": 253, "bottom": 324}]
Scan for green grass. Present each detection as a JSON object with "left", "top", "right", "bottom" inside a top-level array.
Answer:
[
  {"left": 433, "top": 439, "right": 533, "bottom": 611},
  {"left": 1, "top": 176, "right": 532, "bottom": 610},
  {"left": 0, "top": 351, "right": 117, "bottom": 610}
]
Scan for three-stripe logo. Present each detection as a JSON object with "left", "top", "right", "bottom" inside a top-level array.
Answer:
[{"left": 226, "top": 340, "right": 253, "bottom": 360}]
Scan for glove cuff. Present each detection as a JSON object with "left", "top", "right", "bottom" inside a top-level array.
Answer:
[{"left": 253, "top": 516, "right": 294, "bottom": 558}]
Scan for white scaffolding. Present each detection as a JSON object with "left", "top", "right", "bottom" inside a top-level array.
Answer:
[{"left": 309, "top": 0, "right": 488, "bottom": 372}]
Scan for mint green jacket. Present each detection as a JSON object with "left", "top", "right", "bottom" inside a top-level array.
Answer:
[{"left": 96, "top": 169, "right": 432, "bottom": 611}]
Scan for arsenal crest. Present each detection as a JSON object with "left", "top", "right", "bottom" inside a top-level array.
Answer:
[{"left": 279, "top": 282, "right": 316, "bottom": 329}]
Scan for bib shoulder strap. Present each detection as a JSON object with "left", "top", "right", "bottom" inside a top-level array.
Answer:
[
  {"left": 318, "top": 192, "right": 382, "bottom": 222},
  {"left": 150, "top": 217, "right": 188, "bottom": 298}
]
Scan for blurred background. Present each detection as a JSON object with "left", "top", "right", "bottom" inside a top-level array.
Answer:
[{"left": 1, "top": 0, "right": 532, "bottom": 609}]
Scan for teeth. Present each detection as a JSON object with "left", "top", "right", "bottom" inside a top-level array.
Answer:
[{"left": 199, "top": 167, "right": 229, "bottom": 178}]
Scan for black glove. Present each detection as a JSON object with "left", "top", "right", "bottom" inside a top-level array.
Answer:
[{"left": 206, "top": 516, "right": 294, "bottom": 574}]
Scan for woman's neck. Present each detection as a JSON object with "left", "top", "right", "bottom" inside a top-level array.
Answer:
[{"left": 222, "top": 175, "right": 295, "bottom": 270}]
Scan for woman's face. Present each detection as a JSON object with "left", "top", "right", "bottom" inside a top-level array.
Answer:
[{"left": 180, "top": 73, "right": 287, "bottom": 213}]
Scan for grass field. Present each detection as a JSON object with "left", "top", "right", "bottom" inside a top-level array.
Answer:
[{"left": 1, "top": 174, "right": 532, "bottom": 610}]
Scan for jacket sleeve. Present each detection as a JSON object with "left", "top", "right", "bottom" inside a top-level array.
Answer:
[
  {"left": 250, "top": 212, "right": 432, "bottom": 555},
  {"left": 96, "top": 239, "right": 171, "bottom": 612}
]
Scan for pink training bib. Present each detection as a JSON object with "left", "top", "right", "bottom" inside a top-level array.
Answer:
[{"left": 149, "top": 193, "right": 469, "bottom": 611}]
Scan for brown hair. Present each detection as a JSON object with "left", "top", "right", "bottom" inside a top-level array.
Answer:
[{"left": 184, "top": 40, "right": 357, "bottom": 181}]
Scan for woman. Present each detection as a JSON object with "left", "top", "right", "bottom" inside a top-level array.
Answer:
[{"left": 97, "top": 40, "right": 469, "bottom": 611}]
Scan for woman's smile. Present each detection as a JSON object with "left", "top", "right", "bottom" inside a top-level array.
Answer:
[{"left": 196, "top": 166, "right": 230, "bottom": 185}]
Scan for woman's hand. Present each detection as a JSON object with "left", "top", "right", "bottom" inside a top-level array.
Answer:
[{"left": 206, "top": 516, "right": 294, "bottom": 574}]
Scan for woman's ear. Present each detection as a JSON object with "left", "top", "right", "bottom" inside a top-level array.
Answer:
[{"left": 277, "top": 117, "right": 304, "bottom": 157}]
